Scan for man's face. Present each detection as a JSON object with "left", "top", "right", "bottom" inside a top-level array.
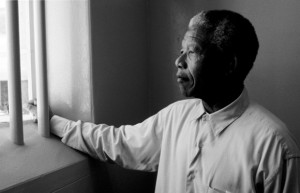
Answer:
[{"left": 175, "top": 32, "right": 225, "bottom": 99}]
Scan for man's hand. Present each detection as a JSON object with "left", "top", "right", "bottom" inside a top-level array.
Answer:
[
  {"left": 26, "top": 99, "right": 38, "bottom": 123},
  {"left": 25, "top": 99, "right": 54, "bottom": 123}
]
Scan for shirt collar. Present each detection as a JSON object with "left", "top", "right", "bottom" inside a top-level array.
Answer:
[
  {"left": 208, "top": 88, "right": 249, "bottom": 136},
  {"left": 191, "top": 88, "right": 249, "bottom": 136},
  {"left": 190, "top": 99, "right": 206, "bottom": 121}
]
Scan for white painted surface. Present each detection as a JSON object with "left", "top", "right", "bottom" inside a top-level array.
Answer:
[
  {"left": 46, "top": 0, "right": 92, "bottom": 122},
  {"left": 0, "top": 123, "right": 92, "bottom": 192}
]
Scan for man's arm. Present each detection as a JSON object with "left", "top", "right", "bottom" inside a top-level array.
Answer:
[
  {"left": 50, "top": 112, "right": 164, "bottom": 171},
  {"left": 264, "top": 156, "right": 300, "bottom": 192},
  {"left": 26, "top": 99, "right": 166, "bottom": 171}
]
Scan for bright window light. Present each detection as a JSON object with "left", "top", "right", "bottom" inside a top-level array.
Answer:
[{"left": 0, "top": 0, "right": 35, "bottom": 123}]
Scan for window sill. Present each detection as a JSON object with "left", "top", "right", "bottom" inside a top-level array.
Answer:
[{"left": 0, "top": 121, "right": 107, "bottom": 192}]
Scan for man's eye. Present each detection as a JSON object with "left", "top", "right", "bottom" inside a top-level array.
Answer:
[
  {"left": 180, "top": 50, "right": 184, "bottom": 54},
  {"left": 188, "top": 50, "right": 196, "bottom": 55}
]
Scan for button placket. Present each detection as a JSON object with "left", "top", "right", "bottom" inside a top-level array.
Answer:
[
  {"left": 186, "top": 116, "right": 209, "bottom": 190},
  {"left": 188, "top": 113, "right": 216, "bottom": 190}
]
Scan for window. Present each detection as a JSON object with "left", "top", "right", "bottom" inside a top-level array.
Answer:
[{"left": 0, "top": 0, "right": 35, "bottom": 123}]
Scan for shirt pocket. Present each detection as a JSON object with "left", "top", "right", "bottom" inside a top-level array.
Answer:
[{"left": 207, "top": 186, "right": 232, "bottom": 193}]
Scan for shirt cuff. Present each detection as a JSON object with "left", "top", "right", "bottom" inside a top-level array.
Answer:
[{"left": 50, "top": 115, "right": 70, "bottom": 137}]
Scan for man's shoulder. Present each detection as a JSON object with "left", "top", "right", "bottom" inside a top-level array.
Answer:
[
  {"left": 241, "top": 101, "right": 300, "bottom": 158},
  {"left": 245, "top": 101, "right": 286, "bottom": 129}
]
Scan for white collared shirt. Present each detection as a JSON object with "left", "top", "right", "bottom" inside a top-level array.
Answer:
[{"left": 51, "top": 89, "right": 300, "bottom": 193}]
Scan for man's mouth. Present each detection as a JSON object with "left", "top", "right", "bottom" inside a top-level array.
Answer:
[
  {"left": 177, "top": 77, "right": 187, "bottom": 83},
  {"left": 176, "top": 73, "right": 189, "bottom": 83}
]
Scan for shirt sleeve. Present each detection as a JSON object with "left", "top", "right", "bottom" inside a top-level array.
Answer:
[
  {"left": 50, "top": 111, "right": 165, "bottom": 171},
  {"left": 264, "top": 156, "right": 300, "bottom": 193}
]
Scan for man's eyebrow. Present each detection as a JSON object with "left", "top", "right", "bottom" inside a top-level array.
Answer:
[
  {"left": 188, "top": 44, "right": 203, "bottom": 52},
  {"left": 185, "top": 34, "right": 202, "bottom": 41}
]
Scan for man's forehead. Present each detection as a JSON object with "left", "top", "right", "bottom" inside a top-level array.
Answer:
[
  {"left": 182, "top": 30, "right": 206, "bottom": 47},
  {"left": 184, "top": 30, "right": 202, "bottom": 39},
  {"left": 184, "top": 26, "right": 209, "bottom": 39}
]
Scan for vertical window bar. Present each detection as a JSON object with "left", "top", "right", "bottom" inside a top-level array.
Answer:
[
  {"left": 6, "top": 0, "right": 24, "bottom": 145},
  {"left": 33, "top": 0, "right": 49, "bottom": 137}
]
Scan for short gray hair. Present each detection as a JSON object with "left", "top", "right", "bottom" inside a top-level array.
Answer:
[{"left": 188, "top": 10, "right": 259, "bottom": 81}]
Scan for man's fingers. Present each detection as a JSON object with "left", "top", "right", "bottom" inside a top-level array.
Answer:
[{"left": 26, "top": 98, "right": 53, "bottom": 122}]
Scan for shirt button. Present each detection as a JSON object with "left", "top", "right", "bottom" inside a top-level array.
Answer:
[
  {"left": 188, "top": 171, "right": 195, "bottom": 180},
  {"left": 188, "top": 174, "right": 195, "bottom": 180},
  {"left": 202, "top": 114, "right": 208, "bottom": 121}
]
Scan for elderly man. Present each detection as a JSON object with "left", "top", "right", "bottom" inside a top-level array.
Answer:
[{"left": 31, "top": 10, "right": 300, "bottom": 193}]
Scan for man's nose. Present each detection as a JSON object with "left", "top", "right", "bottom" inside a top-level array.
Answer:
[{"left": 175, "top": 53, "right": 187, "bottom": 69}]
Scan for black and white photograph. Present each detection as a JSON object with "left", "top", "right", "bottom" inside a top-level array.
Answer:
[{"left": 0, "top": 0, "right": 300, "bottom": 193}]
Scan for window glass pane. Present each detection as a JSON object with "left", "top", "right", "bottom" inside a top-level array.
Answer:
[
  {"left": 0, "top": 0, "right": 33, "bottom": 123},
  {"left": 0, "top": 1, "right": 8, "bottom": 122},
  {"left": 19, "top": 0, "right": 33, "bottom": 121}
]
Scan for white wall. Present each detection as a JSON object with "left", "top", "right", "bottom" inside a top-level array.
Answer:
[
  {"left": 147, "top": 0, "right": 300, "bottom": 142},
  {"left": 46, "top": 0, "right": 92, "bottom": 122},
  {"left": 46, "top": 1, "right": 156, "bottom": 193}
]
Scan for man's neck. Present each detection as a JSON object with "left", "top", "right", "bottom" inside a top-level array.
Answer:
[{"left": 202, "top": 84, "right": 244, "bottom": 114}]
